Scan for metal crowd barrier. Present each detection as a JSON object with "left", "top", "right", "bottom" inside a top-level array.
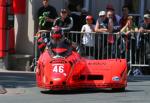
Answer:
[
  {"left": 33, "top": 31, "right": 150, "bottom": 75},
  {"left": 65, "top": 31, "right": 150, "bottom": 75}
]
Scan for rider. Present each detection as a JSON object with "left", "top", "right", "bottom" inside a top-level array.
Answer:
[{"left": 47, "top": 26, "right": 77, "bottom": 51}]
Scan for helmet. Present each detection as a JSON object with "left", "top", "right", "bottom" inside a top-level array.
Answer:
[
  {"left": 86, "top": 15, "right": 93, "bottom": 20},
  {"left": 51, "top": 26, "right": 63, "bottom": 40}
]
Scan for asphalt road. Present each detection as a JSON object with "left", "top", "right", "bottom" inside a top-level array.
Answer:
[{"left": 0, "top": 71, "right": 150, "bottom": 103}]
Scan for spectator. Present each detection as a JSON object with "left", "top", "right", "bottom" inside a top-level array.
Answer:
[
  {"left": 106, "top": 3, "right": 121, "bottom": 26},
  {"left": 138, "top": 14, "right": 150, "bottom": 64},
  {"left": 95, "top": 11, "right": 109, "bottom": 32},
  {"left": 120, "top": 5, "right": 129, "bottom": 29},
  {"left": 67, "top": 4, "right": 81, "bottom": 44},
  {"left": 106, "top": 10, "right": 118, "bottom": 58},
  {"left": 81, "top": 15, "right": 95, "bottom": 59},
  {"left": 37, "top": 0, "right": 58, "bottom": 30},
  {"left": 68, "top": 4, "right": 81, "bottom": 31},
  {"left": 120, "top": 16, "right": 138, "bottom": 61},
  {"left": 139, "top": 14, "right": 150, "bottom": 33},
  {"left": 53, "top": 8, "right": 73, "bottom": 31},
  {"left": 106, "top": 10, "right": 120, "bottom": 33},
  {"left": 121, "top": 16, "right": 138, "bottom": 35},
  {"left": 95, "top": 11, "right": 114, "bottom": 59},
  {"left": 79, "top": 8, "right": 89, "bottom": 30},
  {"left": 37, "top": 0, "right": 58, "bottom": 56}
]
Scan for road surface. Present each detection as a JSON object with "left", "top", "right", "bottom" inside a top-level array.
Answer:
[{"left": 0, "top": 71, "right": 150, "bottom": 103}]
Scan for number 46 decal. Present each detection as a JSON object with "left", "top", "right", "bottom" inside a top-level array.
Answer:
[{"left": 52, "top": 64, "right": 64, "bottom": 73}]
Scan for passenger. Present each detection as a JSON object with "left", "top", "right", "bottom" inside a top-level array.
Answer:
[
  {"left": 81, "top": 15, "right": 95, "bottom": 59},
  {"left": 53, "top": 8, "right": 73, "bottom": 31},
  {"left": 37, "top": 0, "right": 58, "bottom": 30}
]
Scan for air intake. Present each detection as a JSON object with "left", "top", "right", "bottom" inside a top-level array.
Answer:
[{"left": 87, "top": 75, "right": 103, "bottom": 80}]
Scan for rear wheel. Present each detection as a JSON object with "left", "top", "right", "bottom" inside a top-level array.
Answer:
[{"left": 112, "top": 87, "right": 125, "bottom": 92}]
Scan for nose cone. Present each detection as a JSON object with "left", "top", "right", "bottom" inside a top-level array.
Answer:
[
  {"left": 50, "top": 76, "right": 67, "bottom": 86},
  {"left": 48, "top": 77, "right": 68, "bottom": 90}
]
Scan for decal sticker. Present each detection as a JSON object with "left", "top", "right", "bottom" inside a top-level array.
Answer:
[
  {"left": 52, "top": 64, "right": 64, "bottom": 73},
  {"left": 88, "top": 62, "right": 106, "bottom": 65},
  {"left": 112, "top": 76, "right": 120, "bottom": 81}
]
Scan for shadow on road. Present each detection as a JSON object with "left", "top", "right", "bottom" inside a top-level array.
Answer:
[{"left": 40, "top": 88, "right": 144, "bottom": 95}]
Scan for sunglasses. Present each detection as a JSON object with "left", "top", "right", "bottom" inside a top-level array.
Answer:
[
  {"left": 100, "top": 15, "right": 105, "bottom": 17},
  {"left": 61, "top": 11, "right": 67, "bottom": 13}
]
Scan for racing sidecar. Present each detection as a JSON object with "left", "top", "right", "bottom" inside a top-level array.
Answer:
[{"left": 36, "top": 43, "right": 127, "bottom": 92}]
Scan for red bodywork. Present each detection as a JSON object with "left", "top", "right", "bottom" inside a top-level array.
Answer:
[{"left": 36, "top": 47, "right": 127, "bottom": 91}]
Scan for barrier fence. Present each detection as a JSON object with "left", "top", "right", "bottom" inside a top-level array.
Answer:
[
  {"left": 65, "top": 31, "right": 150, "bottom": 75},
  {"left": 34, "top": 31, "right": 150, "bottom": 75}
]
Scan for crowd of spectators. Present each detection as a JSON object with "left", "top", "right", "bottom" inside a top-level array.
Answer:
[{"left": 37, "top": 0, "right": 150, "bottom": 61}]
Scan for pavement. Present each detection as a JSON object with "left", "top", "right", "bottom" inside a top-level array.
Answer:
[
  {"left": 0, "top": 68, "right": 35, "bottom": 94},
  {"left": 0, "top": 85, "right": 7, "bottom": 94}
]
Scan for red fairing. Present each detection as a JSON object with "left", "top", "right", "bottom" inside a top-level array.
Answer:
[{"left": 36, "top": 47, "right": 127, "bottom": 91}]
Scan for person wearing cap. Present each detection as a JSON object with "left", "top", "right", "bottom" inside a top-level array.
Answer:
[
  {"left": 95, "top": 11, "right": 109, "bottom": 32},
  {"left": 139, "top": 14, "right": 150, "bottom": 33},
  {"left": 138, "top": 14, "right": 150, "bottom": 63},
  {"left": 81, "top": 15, "right": 95, "bottom": 59},
  {"left": 95, "top": 11, "right": 111, "bottom": 59},
  {"left": 53, "top": 9, "right": 73, "bottom": 31},
  {"left": 37, "top": 0, "right": 58, "bottom": 30}
]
